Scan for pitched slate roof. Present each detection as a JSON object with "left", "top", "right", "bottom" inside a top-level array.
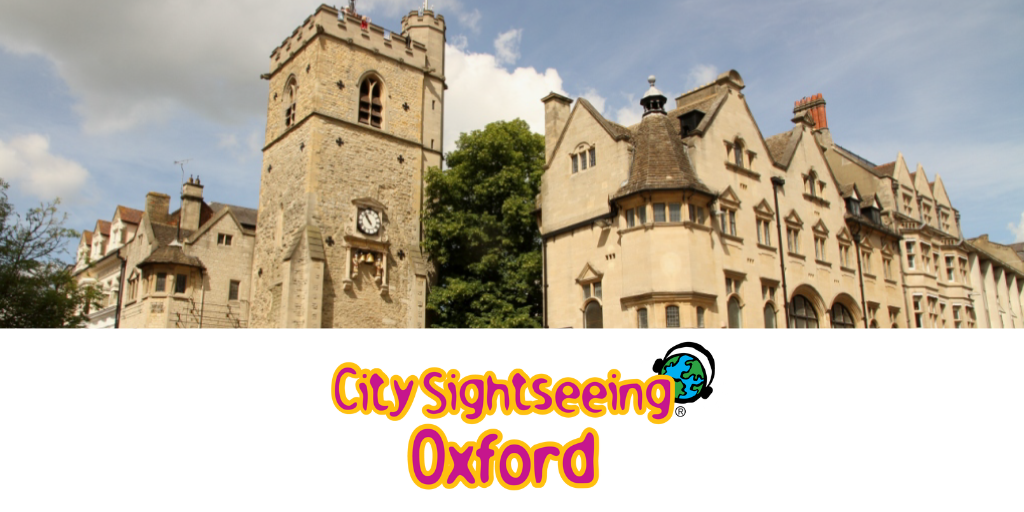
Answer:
[
  {"left": 117, "top": 206, "right": 144, "bottom": 225},
  {"left": 669, "top": 88, "right": 728, "bottom": 136},
  {"left": 95, "top": 220, "right": 111, "bottom": 236},
  {"left": 873, "top": 162, "right": 896, "bottom": 178},
  {"left": 613, "top": 113, "right": 712, "bottom": 200},
  {"left": 151, "top": 223, "right": 194, "bottom": 246},
  {"left": 82, "top": 230, "right": 93, "bottom": 246},
  {"left": 138, "top": 245, "right": 205, "bottom": 269},
  {"left": 765, "top": 127, "right": 802, "bottom": 168},
  {"left": 576, "top": 98, "right": 631, "bottom": 141},
  {"left": 209, "top": 202, "right": 258, "bottom": 229}
]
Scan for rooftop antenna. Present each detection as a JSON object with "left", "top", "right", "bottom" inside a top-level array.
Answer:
[{"left": 171, "top": 159, "right": 192, "bottom": 246}]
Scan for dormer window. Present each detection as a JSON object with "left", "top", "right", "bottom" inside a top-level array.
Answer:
[
  {"left": 359, "top": 76, "right": 383, "bottom": 128},
  {"left": 846, "top": 198, "right": 861, "bottom": 216}
]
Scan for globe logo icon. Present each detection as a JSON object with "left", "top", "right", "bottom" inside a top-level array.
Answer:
[
  {"left": 651, "top": 342, "right": 715, "bottom": 405},
  {"left": 659, "top": 354, "right": 706, "bottom": 402}
]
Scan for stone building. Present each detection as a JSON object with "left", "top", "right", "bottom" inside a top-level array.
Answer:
[
  {"left": 72, "top": 206, "right": 143, "bottom": 328},
  {"left": 537, "top": 71, "right": 1022, "bottom": 328},
  {"left": 74, "top": 180, "right": 257, "bottom": 328},
  {"left": 248, "top": 4, "right": 442, "bottom": 328}
]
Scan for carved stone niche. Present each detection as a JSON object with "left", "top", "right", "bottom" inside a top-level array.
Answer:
[{"left": 342, "top": 197, "right": 390, "bottom": 296}]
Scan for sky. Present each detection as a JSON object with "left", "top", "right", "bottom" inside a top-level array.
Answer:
[{"left": 0, "top": 0, "right": 1022, "bottom": 258}]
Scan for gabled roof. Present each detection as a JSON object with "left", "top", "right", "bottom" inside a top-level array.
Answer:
[
  {"left": 81, "top": 231, "right": 93, "bottom": 246},
  {"left": 765, "top": 127, "right": 802, "bottom": 168},
  {"left": 873, "top": 162, "right": 896, "bottom": 178},
  {"left": 209, "top": 202, "right": 258, "bottom": 229},
  {"left": 577, "top": 98, "right": 631, "bottom": 141},
  {"left": 116, "top": 206, "right": 144, "bottom": 225},
  {"left": 94, "top": 220, "right": 111, "bottom": 237},
  {"left": 612, "top": 113, "right": 713, "bottom": 200}
]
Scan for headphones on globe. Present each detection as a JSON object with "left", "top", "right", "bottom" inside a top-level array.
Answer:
[{"left": 651, "top": 342, "right": 716, "bottom": 403}]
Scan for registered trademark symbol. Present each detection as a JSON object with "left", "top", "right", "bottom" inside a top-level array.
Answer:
[{"left": 675, "top": 406, "right": 686, "bottom": 417}]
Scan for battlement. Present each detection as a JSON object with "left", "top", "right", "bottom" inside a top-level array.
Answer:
[
  {"left": 267, "top": 4, "right": 443, "bottom": 78},
  {"left": 401, "top": 9, "right": 446, "bottom": 31}
]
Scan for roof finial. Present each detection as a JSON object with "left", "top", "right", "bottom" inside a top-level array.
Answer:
[{"left": 640, "top": 75, "right": 667, "bottom": 117}]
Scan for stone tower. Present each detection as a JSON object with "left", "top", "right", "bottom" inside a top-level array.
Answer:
[{"left": 249, "top": 5, "right": 445, "bottom": 328}]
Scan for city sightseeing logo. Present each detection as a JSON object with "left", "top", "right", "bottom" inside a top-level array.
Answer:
[
  {"left": 330, "top": 342, "right": 715, "bottom": 489},
  {"left": 651, "top": 342, "right": 716, "bottom": 416}
]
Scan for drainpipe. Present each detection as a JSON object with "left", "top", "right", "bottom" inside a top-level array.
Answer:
[
  {"left": 542, "top": 240, "right": 548, "bottom": 329},
  {"left": 851, "top": 223, "right": 869, "bottom": 328},
  {"left": 199, "top": 268, "right": 206, "bottom": 329},
  {"left": 114, "top": 250, "right": 127, "bottom": 329},
  {"left": 771, "top": 176, "right": 790, "bottom": 328}
]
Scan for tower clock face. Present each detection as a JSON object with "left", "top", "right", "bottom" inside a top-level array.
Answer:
[{"left": 358, "top": 209, "right": 381, "bottom": 235}]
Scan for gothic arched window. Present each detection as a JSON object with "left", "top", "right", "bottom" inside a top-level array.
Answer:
[
  {"left": 359, "top": 76, "right": 383, "bottom": 128},
  {"left": 285, "top": 78, "right": 298, "bottom": 128}
]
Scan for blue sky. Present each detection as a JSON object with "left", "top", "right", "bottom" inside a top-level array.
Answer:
[{"left": 1, "top": 0, "right": 1022, "bottom": 258}]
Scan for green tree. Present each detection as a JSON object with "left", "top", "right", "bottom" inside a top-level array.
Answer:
[
  {"left": 0, "top": 179, "right": 100, "bottom": 328},
  {"left": 422, "top": 119, "right": 545, "bottom": 328}
]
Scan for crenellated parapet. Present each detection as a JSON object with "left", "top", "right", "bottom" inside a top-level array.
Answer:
[{"left": 267, "top": 5, "right": 443, "bottom": 80}]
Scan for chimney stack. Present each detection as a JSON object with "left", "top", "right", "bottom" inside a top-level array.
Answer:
[
  {"left": 180, "top": 176, "right": 205, "bottom": 232},
  {"left": 793, "top": 93, "right": 828, "bottom": 130},
  {"left": 541, "top": 92, "right": 573, "bottom": 163},
  {"left": 145, "top": 192, "right": 171, "bottom": 225}
]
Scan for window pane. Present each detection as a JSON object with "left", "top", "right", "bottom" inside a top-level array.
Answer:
[
  {"left": 666, "top": 306, "right": 680, "bottom": 328},
  {"left": 728, "top": 297, "right": 742, "bottom": 328},
  {"left": 638, "top": 206, "right": 647, "bottom": 224},
  {"left": 174, "top": 274, "right": 187, "bottom": 294},
  {"left": 585, "top": 302, "right": 603, "bottom": 329},
  {"left": 653, "top": 203, "right": 666, "bottom": 223},
  {"left": 626, "top": 209, "right": 635, "bottom": 228},
  {"left": 669, "top": 203, "right": 681, "bottom": 222},
  {"left": 572, "top": 155, "right": 578, "bottom": 173},
  {"left": 581, "top": 152, "right": 588, "bottom": 170},
  {"left": 229, "top": 280, "right": 240, "bottom": 301},
  {"left": 728, "top": 211, "right": 736, "bottom": 235},
  {"left": 696, "top": 307, "right": 705, "bottom": 328},
  {"left": 589, "top": 147, "right": 596, "bottom": 167},
  {"left": 155, "top": 273, "right": 166, "bottom": 293},
  {"left": 638, "top": 308, "right": 648, "bottom": 328},
  {"left": 593, "top": 282, "right": 602, "bottom": 300},
  {"left": 764, "top": 303, "right": 776, "bottom": 328}
]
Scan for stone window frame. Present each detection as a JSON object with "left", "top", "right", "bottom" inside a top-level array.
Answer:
[
  {"left": 570, "top": 143, "right": 596, "bottom": 175},
  {"left": 357, "top": 72, "right": 385, "bottom": 129},
  {"left": 802, "top": 168, "right": 830, "bottom": 206},
  {"left": 904, "top": 239, "right": 917, "bottom": 270},
  {"left": 217, "top": 233, "right": 233, "bottom": 246},
  {"left": 284, "top": 75, "right": 298, "bottom": 128},
  {"left": 785, "top": 211, "right": 804, "bottom": 258},
  {"left": 754, "top": 204, "right": 774, "bottom": 249},
  {"left": 665, "top": 305, "right": 680, "bottom": 328}
]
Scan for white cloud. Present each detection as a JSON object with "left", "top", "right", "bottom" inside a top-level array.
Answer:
[
  {"left": 579, "top": 88, "right": 607, "bottom": 115},
  {"left": 0, "top": 135, "right": 89, "bottom": 201},
  {"left": 614, "top": 94, "right": 642, "bottom": 127},
  {"left": 685, "top": 64, "right": 719, "bottom": 90},
  {"left": 493, "top": 29, "right": 523, "bottom": 66},
  {"left": 443, "top": 43, "right": 564, "bottom": 155},
  {"left": 458, "top": 9, "right": 482, "bottom": 33},
  {"left": 449, "top": 34, "right": 469, "bottom": 51},
  {"left": 1009, "top": 212, "right": 1024, "bottom": 243}
]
